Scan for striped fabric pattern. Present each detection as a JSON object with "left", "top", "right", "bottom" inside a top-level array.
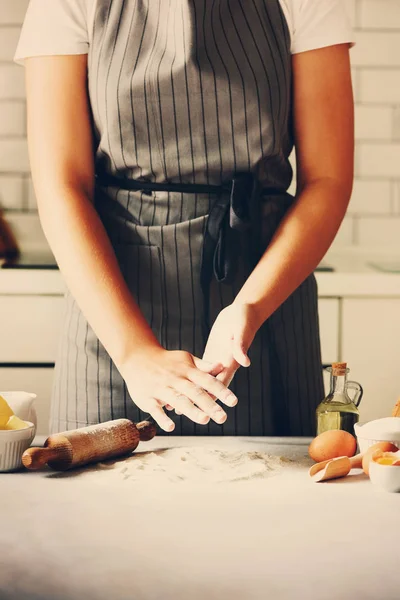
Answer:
[{"left": 50, "top": 0, "right": 324, "bottom": 437}]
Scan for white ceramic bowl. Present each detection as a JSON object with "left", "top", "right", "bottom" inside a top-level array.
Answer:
[
  {"left": 0, "top": 422, "right": 35, "bottom": 472},
  {"left": 369, "top": 453, "right": 400, "bottom": 493},
  {"left": 354, "top": 420, "right": 400, "bottom": 454}
]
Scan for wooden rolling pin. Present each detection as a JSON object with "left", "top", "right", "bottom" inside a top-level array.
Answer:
[{"left": 22, "top": 419, "right": 156, "bottom": 472}]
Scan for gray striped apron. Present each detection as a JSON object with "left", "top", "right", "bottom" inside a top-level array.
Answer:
[{"left": 50, "top": 0, "right": 325, "bottom": 437}]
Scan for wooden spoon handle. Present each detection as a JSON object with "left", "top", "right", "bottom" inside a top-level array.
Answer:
[
  {"left": 22, "top": 447, "right": 62, "bottom": 470},
  {"left": 136, "top": 420, "right": 157, "bottom": 442},
  {"left": 349, "top": 453, "right": 364, "bottom": 469},
  {"left": 392, "top": 399, "right": 400, "bottom": 417}
]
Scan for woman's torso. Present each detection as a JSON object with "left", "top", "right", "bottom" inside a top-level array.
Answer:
[{"left": 42, "top": 0, "right": 327, "bottom": 437}]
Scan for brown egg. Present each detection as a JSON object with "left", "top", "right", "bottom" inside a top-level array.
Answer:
[
  {"left": 309, "top": 430, "right": 357, "bottom": 463},
  {"left": 362, "top": 442, "right": 399, "bottom": 476}
]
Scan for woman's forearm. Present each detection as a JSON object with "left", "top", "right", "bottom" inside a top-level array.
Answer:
[
  {"left": 25, "top": 56, "right": 160, "bottom": 371},
  {"left": 234, "top": 177, "right": 351, "bottom": 326},
  {"left": 38, "top": 184, "right": 161, "bottom": 369}
]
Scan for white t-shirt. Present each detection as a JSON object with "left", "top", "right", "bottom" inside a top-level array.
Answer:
[{"left": 14, "top": 0, "right": 354, "bottom": 64}]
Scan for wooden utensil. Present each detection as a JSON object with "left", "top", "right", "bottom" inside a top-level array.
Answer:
[
  {"left": 392, "top": 399, "right": 400, "bottom": 417},
  {"left": 309, "top": 453, "right": 363, "bottom": 483},
  {"left": 22, "top": 418, "right": 156, "bottom": 472}
]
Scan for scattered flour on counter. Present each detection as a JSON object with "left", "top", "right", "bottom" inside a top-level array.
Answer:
[{"left": 87, "top": 447, "right": 310, "bottom": 484}]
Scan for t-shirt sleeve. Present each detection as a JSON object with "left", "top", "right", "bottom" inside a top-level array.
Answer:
[
  {"left": 14, "top": 0, "right": 90, "bottom": 65},
  {"left": 290, "top": 0, "right": 355, "bottom": 55}
]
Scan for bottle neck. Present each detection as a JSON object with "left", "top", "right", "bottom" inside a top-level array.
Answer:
[{"left": 330, "top": 373, "right": 347, "bottom": 397}]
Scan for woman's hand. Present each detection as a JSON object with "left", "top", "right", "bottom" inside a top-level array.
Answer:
[
  {"left": 119, "top": 347, "right": 238, "bottom": 432},
  {"left": 202, "top": 302, "right": 261, "bottom": 387}
]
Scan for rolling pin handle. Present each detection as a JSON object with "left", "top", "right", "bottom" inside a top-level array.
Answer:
[
  {"left": 136, "top": 420, "right": 157, "bottom": 442},
  {"left": 22, "top": 447, "right": 61, "bottom": 470}
]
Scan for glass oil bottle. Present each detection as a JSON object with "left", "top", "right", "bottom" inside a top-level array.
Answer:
[{"left": 316, "top": 362, "right": 363, "bottom": 435}]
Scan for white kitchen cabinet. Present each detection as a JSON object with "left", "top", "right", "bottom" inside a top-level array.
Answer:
[
  {"left": 318, "top": 298, "right": 340, "bottom": 393},
  {"left": 342, "top": 299, "right": 400, "bottom": 423},
  {"left": 0, "top": 367, "right": 54, "bottom": 436},
  {"left": 0, "top": 296, "right": 64, "bottom": 362}
]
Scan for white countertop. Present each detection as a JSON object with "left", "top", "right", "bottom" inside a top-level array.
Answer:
[
  {"left": 1, "top": 436, "right": 399, "bottom": 600},
  {"left": 2, "top": 246, "right": 400, "bottom": 297}
]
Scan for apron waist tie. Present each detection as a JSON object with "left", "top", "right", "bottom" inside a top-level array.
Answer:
[{"left": 95, "top": 172, "right": 284, "bottom": 338}]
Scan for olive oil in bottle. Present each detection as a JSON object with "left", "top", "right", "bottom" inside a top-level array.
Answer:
[{"left": 316, "top": 362, "right": 363, "bottom": 436}]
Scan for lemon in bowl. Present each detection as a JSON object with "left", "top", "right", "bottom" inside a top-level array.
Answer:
[{"left": 0, "top": 395, "right": 35, "bottom": 472}]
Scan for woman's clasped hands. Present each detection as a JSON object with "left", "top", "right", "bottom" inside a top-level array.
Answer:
[{"left": 120, "top": 301, "right": 259, "bottom": 431}]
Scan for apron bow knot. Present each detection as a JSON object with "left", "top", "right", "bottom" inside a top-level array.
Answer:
[
  {"left": 95, "top": 170, "right": 263, "bottom": 336},
  {"left": 204, "top": 172, "right": 261, "bottom": 288}
]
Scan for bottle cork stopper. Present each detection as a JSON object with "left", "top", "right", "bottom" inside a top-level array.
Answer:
[{"left": 332, "top": 362, "right": 347, "bottom": 376}]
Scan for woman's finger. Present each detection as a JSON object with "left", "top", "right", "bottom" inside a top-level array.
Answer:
[
  {"left": 189, "top": 369, "right": 238, "bottom": 407},
  {"left": 193, "top": 357, "right": 224, "bottom": 377},
  {"left": 163, "top": 401, "right": 182, "bottom": 416},
  {"left": 232, "top": 339, "right": 251, "bottom": 368},
  {"left": 148, "top": 402, "right": 176, "bottom": 432},
  {"left": 159, "top": 399, "right": 180, "bottom": 415},
  {"left": 162, "top": 388, "right": 210, "bottom": 425},
  {"left": 175, "top": 380, "right": 227, "bottom": 424},
  {"left": 216, "top": 368, "right": 236, "bottom": 388}
]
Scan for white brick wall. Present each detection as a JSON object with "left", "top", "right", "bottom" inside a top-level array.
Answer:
[
  {"left": 352, "top": 32, "right": 400, "bottom": 66},
  {"left": 358, "top": 144, "right": 400, "bottom": 177},
  {"left": 359, "top": 69, "right": 400, "bottom": 104},
  {"left": 331, "top": 0, "right": 400, "bottom": 249},
  {"left": 0, "top": 0, "right": 399, "bottom": 250},
  {"left": 358, "top": 216, "right": 400, "bottom": 246},
  {"left": 345, "top": 0, "right": 357, "bottom": 28},
  {"left": 0, "top": 139, "right": 29, "bottom": 172},
  {"left": 0, "top": 27, "right": 21, "bottom": 62},
  {"left": 0, "top": 1, "right": 29, "bottom": 215},
  {"left": 0, "top": 65, "right": 25, "bottom": 100},
  {"left": 347, "top": 180, "right": 392, "bottom": 215},
  {"left": 0, "top": 175, "right": 24, "bottom": 210},
  {"left": 0, "top": 0, "right": 29, "bottom": 25},
  {"left": 27, "top": 177, "right": 36, "bottom": 210},
  {"left": 0, "top": 101, "right": 25, "bottom": 136},
  {"left": 355, "top": 106, "right": 392, "bottom": 140},
  {"left": 359, "top": 0, "right": 400, "bottom": 29}
]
